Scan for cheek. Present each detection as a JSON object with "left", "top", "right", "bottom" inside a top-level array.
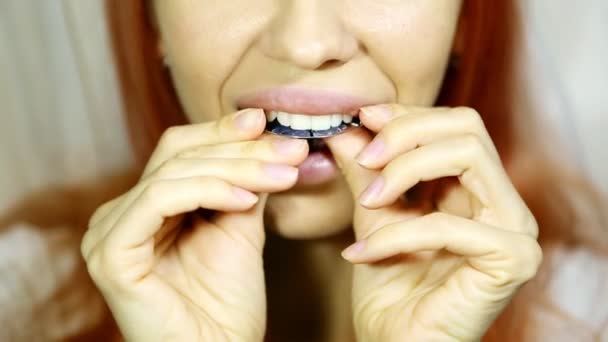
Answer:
[
  {"left": 156, "top": 1, "right": 272, "bottom": 122},
  {"left": 347, "top": 1, "right": 461, "bottom": 104}
]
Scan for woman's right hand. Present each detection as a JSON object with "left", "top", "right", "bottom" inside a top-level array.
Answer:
[{"left": 81, "top": 109, "right": 309, "bottom": 342}]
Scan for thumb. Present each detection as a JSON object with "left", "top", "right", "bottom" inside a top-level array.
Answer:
[
  {"left": 324, "top": 128, "right": 378, "bottom": 201},
  {"left": 326, "top": 128, "right": 408, "bottom": 240},
  {"left": 326, "top": 128, "right": 387, "bottom": 239},
  {"left": 214, "top": 193, "right": 269, "bottom": 253}
]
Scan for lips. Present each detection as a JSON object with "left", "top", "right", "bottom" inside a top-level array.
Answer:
[
  {"left": 235, "top": 86, "right": 377, "bottom": 116},
  {"left": 235, "top": 86, "right": 378, "bottom": 185}
]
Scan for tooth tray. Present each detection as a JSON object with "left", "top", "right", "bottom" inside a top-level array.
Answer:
[{"left": 265, "top": 118, "right": 360, "bottom": 139}]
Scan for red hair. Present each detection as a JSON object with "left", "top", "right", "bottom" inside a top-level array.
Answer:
[{"left": 105, "top": 0, "right": 608, "bottom": 340}]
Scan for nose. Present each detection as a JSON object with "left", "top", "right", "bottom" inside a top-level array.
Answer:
[{"left": 259, "top": 0, "right": 358, "bottom": 70}]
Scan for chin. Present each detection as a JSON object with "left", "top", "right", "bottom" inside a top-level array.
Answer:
[{"left": 264, "top": 178, "right": 354, "bottom": 240}]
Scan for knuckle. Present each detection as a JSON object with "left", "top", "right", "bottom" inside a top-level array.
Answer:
[
  {"left": 93, "top": 247, "right": 124, "bottom": 289},
  {"left": 158, "top": 125, "right": 184, "bottom": 148},
  {"left": 240, "top": 141, "right": 262, "bottom": 155},
  {"left": 88, "top": 197, "right": 119, "bottom": 227},
  {"left": 96, "top": 243, "right": 135, "bottom": 290},
  {"left": 523, "top": 212, "right": 540, "bottom": 239},
  {"left": 84, "top": 247, "right": 108, "bottom": 286},
  {"left": 216, "top": 116, "right": 232, "bottom": 136},
  {"left": 463, "top": 108, "right": 487, "bottom": 134},
  {"left": 252, "top": 160, "right": 270, "bottom": 174},
  {"left": 460, "top": 134, "right": 486, "bottom": 158},
  {"left": 83, "top": 199, "right": 123, "bottom": 259},
  {"left": 507, "top": 235, "right": 543, "bottom": 282},
  {"left": 80, "top": 231, "right": 93, "bottom": 260},
  {"left": 460, "top": 106, "right": 483, "bottom": 121},
  {"left": 88, "top": 201, "right": 111, "bottom": 229},
  {"left": 152, "top": 126, "right": 189, "bottom": 168},
  {"left": 452, "top": 108, "right": 496, "bottom": 161},
  {"left": 455, "top": 106, "right": 482, "bottom": 122},
  {"left": 193, "top": 176, "right": 220, "bottom": 191},
  {"left": 387, "top": 112, "right": 420, "bottom": 133},
  {"left": 518, "top": 238, "right": 544, "bottom": 280}
]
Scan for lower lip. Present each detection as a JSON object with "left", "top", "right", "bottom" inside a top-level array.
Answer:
[{"left": 297, "top": 147, "right": 338, "bottom": 186}]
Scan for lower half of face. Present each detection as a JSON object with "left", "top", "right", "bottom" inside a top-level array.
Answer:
[
  {"left": 154, "top": 0, "right": 462, "bottom": 239},
  {"left": 265, "top": 176, "right": 354, "bottom": 239}
]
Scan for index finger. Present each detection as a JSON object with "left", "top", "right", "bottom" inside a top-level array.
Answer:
[{"left": 143, "top": 108, "right": 266, "bottom": 177}]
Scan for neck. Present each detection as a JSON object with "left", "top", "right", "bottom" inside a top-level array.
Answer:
[
  {"left": 264, "top": 229, "right": 355, "bottom": 342},
  {"left": 312, "top": 233, "right": 356, "bottom": 342}
]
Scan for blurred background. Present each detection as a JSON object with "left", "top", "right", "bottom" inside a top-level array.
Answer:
[{"left": 1, "top": 0, "right": 607, "bottom": 340}]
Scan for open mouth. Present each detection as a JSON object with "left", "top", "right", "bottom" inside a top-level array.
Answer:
[
  {"left": 234, "top": 87, "right": 372, "bottom": 185},
  {"left": 257, "top": 109, "right": 348, "bottom": 185},
  {"left": 264, "top": 110, "right": 361, "bottom": 139}
]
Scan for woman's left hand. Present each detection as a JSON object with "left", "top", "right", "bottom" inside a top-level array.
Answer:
[{"left": 325, "top": 104, "right": 543, "bottom": 342}]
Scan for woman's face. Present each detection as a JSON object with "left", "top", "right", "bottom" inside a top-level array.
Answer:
[{"left": 152, "top": 0, "right": 463, "bottom": 239}]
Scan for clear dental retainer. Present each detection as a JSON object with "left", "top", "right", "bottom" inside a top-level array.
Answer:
[{"left": 264, "top": 114, "right": 362, "bottom": 139}]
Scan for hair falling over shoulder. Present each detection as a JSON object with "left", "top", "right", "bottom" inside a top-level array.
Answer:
[{"left": 105, "top": 0, "right": 608, "bottom": 340}]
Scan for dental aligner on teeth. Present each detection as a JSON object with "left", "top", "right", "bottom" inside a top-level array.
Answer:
[{"left": 264, "top": 110, "right": 362, "bottom": 139}]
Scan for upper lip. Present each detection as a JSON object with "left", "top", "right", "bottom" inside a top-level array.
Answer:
[{"left": 235, "top": 86, "right": 378, "bottom": 116}]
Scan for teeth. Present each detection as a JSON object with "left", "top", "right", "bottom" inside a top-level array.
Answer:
[
  {"left": 331, "top": 114, "right": 342, "bottom": 127},
  {"left": 266, "top": 111, "right": 278, "bottom": 122},
  {"left": 311, "top": 116, "right": 332, "bottom": 130},
  {"left": 266, "top": 110, "right": 355, "bottom": 130},
  {"left": 277, "top": 111, "right": 290, "bottom": 126},
  {"left": 290, "top": 114, "right": 311, "bottom": 130}
]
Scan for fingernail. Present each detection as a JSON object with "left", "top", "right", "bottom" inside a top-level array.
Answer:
[
  {"left": 359, "top": 176, "right": 384, "bottom": 206},
  {"left": 264, "top": 164, "right": 298, "bottom": 181},
  {"left": 235, "top": 109, "right": 263, "bottom": 131},
  {"left": 273, "top": 139, "right": 306, "bottom": 155},
  {"left": 361, "top": 104, "right": 393, "bottom": 123},
  {"left": 232, "top": 187, "right": 259, "bottom": 204},
  {"left": 356, "top": 137, "right": 385, "bottom": 166},
  {"left": 341, "top": 240, "right": 367, "bottom": 259}
]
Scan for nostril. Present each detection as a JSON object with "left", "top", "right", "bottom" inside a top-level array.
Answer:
[{"left": 317, "top": 59, "right": 344, "bottom": 70}]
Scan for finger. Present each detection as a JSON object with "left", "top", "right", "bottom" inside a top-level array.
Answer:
[
  {"left": 88, "top": 197, "right": 121, "bottom": 228},
  {"left": 341, "top": 212, "right": 543, "bottom": 286},
  {"left": 83, "top": 176, "right": 258, "bottom": 263},
  {"left": 324, "top": 127, "right": 378, "bottom": 197},
  {"left": 356, "top": 106, "right": 500, "bottom": 168},
  {"left": 82, "top": 158, "right": 297, "bottom": 259},
  {"left": 151, "top": 158, "right": 299, "bottom": 192},
  {"left": 175, "top": 137, "right": 309, "bottom": 167},
  {"left": 97, "top": 158, "right": 297, "bottom": 235},
  {"left": 143, "top": 108, "right": 266, "bottom": 177},
  {"left": 211, "top": 193, "right": 269, "bottom": 254},
  {"left": 358, "top": 135, "right": 537, "bottom": 236},
  {"left": 358, "top": 103, "right": 438, "bottom": 132},
  {"left": 87, "top": 131, "right": 299, "bottom": 259},
  {"left": 342, "top": 212, "right": 542, "bottom": 341},
  {"left": 103, "top": 177, "right": 260, "bottom": 258}
]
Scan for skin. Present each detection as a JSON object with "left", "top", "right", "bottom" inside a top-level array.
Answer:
[
  {"left": 154, "top": 0, "right": 462, "bottom": 238},
  {"left": 82, "top": 0, "right": 542, "bottom": 341}
]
